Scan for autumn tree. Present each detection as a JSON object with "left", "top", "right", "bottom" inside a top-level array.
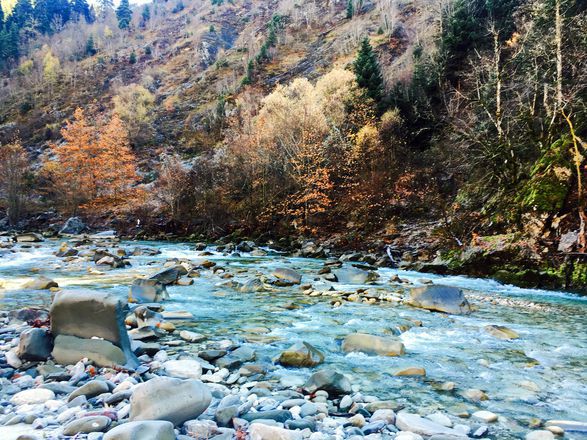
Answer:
[
  {"left": 113, "top": 84, "right": 155, "bottom": 144},
  {"left": 0, "top": 140, "right": 31, "bottom": 225},
  {"left": 44, "top": 108, "right": 139, "bottom": 215}
]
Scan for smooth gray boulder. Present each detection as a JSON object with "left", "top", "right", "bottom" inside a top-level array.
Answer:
[
  {"left": 342, "top": 333, "right": 405, "bottom": 357},
  {"left": 103, "top": 420, "right": 175, "bottom": 440},
  {"left": 50, "top": 290, "right": 138, "bottom": 367},
  {"left": 129, "top": 377, "right": 211, "bottom": 426},
  {"left": 59, "top": 217, "right": 87, "bottom": 235},
  {"left": 52, "top": 335, "right": 127, "bottom": 368},
  {"left": 62, "top": 415, "right": 111, "bottom": 435},
  {"left": 333, "top": 267, "right": 379, "bottom": 284},
  {"left": 271, "top": 268, "right": 302, "bottom": 284},
  {"left": 18, "top": 328, "right": 53, "bottom": 361},
  {"left": 149, "top": 266, "right": 187, "bottom": 285},
  {"left": 304, "top": 370, "right": 352, "bottom": 396},
  {"left": 408, "top": 285, "right": 472, "bottom": 314},
  {"left": 130, "top": 279, "right": 169, "bottom": 303}
]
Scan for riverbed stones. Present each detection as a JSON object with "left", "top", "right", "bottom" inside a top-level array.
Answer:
[
  {"left": 342, "top": 333, "right": 405, "bottom": 356},
  {"left": 408, "top": 285, "right": 472, "bottom": 314},
  {"left": 277, "top": 342, "right": 324, "bottom": 367},
  {"left": 272, "top": 268, "right": 302, "bottom": 284},
  {"left": 472, "top": 410, "right": 498, "bottom": 423},
  {"left": 130, "top": 279, "right": 169, "bottom": 303},
  {"left": 68, "top": 380, "right": 110, "bottom": 401},
  {"left": 62, "top": 415, "right": 111, "bottom": 435},
  {"left": 129, "top": 377, "right": 211, "bottom": 426},
  {"left": 304, "top": 369, "right": 352, "bottom": 395},
  {"left": 249, "top": 424, "right": 303, "bottom": 440},
  {"left": 17, "top": 328, "right": 53, "bottom": 361},
  {"left": 163, "top": 359, "right": 203, "bottom": 379},
  {"left": 396, "top": 412, "right": 465, "bottom": 437},
  {"left": 10, "top": 388, "right": 55, "bottom": 405},
  {"left": 50, "top": 290, "right": 138, "bottom": 368},
  {"left": 526, "top": 430, "right": 555, "bottom": 440},
  {"left": 484, "top": 325, "right": 519, "bottom": 340},
  {"left": 103, "top": 420, "right": 175, "bottom": 440}
]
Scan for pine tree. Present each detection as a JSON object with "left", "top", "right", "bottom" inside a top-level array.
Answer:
[
  {"left": 116, "top": 0, "right": 132, "bottom": 30},
  {"left": 129, "top": 50, "right": 136, "bottom": 64},
  {"left": 85, "top": 34, "right": 96, "bottom": 56},
  {"left": 353, "top": 38, "right": 384, "bottom": 102},
  {"left": 97, "top": 0, "right": 114, "bottom": 20},
  {"left": 9, "top": 0, "right": 34, "bottom": 28},
  {"left": 72, "top": 0, "right": 93, "bottom": 23},
  {"left": 346, "top": 0, "right": 354, "bottom": 19},
  {"left": 0, "top": 4, "right": 5, "bottom": 31},
  {"left": 141, "top": 5, "right": 150, "bottom": 27}
]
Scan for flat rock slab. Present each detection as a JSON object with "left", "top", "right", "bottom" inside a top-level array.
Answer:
[{"left": 52, "top": 334, "right": 129, "bottom": 368}]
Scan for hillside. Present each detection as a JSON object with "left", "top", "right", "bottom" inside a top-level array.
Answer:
[{"left": 0, "top": 0, "right": 586, "bottom": 292}]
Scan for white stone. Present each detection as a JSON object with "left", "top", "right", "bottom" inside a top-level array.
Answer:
[
  {"left": 10, "top": 388, "right": 55, "bottom": 405},
  {"left": 526, "top": 430, "right": 555, "bottom": 440},
  {"left": 371, "top": 409, "right": 396, "bottom": 424},
  {"left": 426, "top": 412, "right": 452, "bottom": 427},
  {"left": 249, "top": 424, "right": 303, "bottom": 440},
  {"left": 396, "top": 413, "right": 465, "bottom": 437},
  {"left": 472, "top": 410, "right": 498, "bottom": 423},
  {"left": 179, "top": 330, "right": 206, "bottom": 343},
  {"left": 163, "top": 359, "right": 202, "bottom": 379}
]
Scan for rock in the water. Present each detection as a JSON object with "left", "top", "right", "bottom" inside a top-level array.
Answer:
[
  {"left": 179, "top": 330, "right": 206, "bottom": 343},
  {"left": 342, "top": 333, "right": 405, "bottom": 356},
  {"left": 53, "top": 334, "right": 127, "bottom": 368},
  {"left": 59, "top": 217, "right": 87, "bottom": 235},
  {"left": 304, "top": 369, "right": 352, "bottom": 396},
  {"left": 408, "top": 285, "right": 472, "bottom": 314},
  {"left": 545, "top": 420, "right": 587, "bottom": 433},
  {"left": 271, "top": 268, "right": 302, "bottom": 284},
  {"left": 130, "top": 377, "right": 211, "bottom": 426},
  {"left": 333, "top": 267, "right": 379, "bottom": 284},
  {"left": 11, "top": 388, "right": 55, "bottom": 405},
  {"left": 130, "top": 279, "right": 169, "bottom": 303},
  {"left": 461, "top": 388, "right": 489, "bottom": 402},
  {"left": 484, "top": 325, "right": 519, "bottom": 340},
  {"left": 150, "top": 266, "right": 186, "bottom": 285},
  {"left": 163, "top": 359, "right": 203, "bottom": 379},
  {"left": 249, "top": 423, "right": 303, "bottom": 440},
  {"left": 472, "top": 410, "right": 498, "bottom": 423},
  {"left": 526, "top": 431, "right": 555, "bottom": 440},
  {"left": 103, "top": 420, "right": 175, "bottom": 440},
  {"left": 62, "top": 416, "right": 111, "bottom": 435},
  {"left": 393, "top": 366, "right": 426, "bottom": 376},
  {"left": 277, "top": 341, "right": 324, "bottom": 367},
  {"left": 15, "top": 233, "right": 44, "bottom": 242},
  {"left": 18, "top": 328, "right": 53, "bottom": 361},
  {"left": 396, "top": 412, "right": 466, "bottom": 437},
  {"left": 22, "top": 276, "right": 58, "bottom": 290},
  {"left": 50, "top": 289, "right": 138, "bottom": 368}
]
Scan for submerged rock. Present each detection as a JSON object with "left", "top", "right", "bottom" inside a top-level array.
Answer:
[
  {"left": 129, "top": 377, "right": 211, "bottom": 426},
  {"left": 408, "top": 285, "right": 472, "bottom": 314},
  {"left": 277, "top": 341, "right": 324, "bottom": 367},
  {"left": 342, "top": 333, "right": 405, "bottom": 357},
  {"left": 393, "top": 366, "right": 426, "bottom": 377},
  {"left": 484, "top": 324, "right": 519, "bottom": 339}
]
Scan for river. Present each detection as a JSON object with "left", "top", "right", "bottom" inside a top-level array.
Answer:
[{"left": 1, "top": 238, "right": 586, "bottom": 439}]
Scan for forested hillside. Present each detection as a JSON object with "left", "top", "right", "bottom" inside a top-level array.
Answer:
[{"left": 0, "top": 0, "right": 586, "bottom": 291}]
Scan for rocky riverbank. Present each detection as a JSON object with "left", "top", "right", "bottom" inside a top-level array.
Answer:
[{"left": 0, "top": 230, "right": 586, "bottom": 440}]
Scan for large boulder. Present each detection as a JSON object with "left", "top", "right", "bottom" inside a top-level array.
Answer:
[
  {"left": 103, "top": 420, "right": 175, "bottom": 440},
  {"left": 130, "top": 279, "right": 169, "bottom": 303},
  {"left": 304, "top": 370, "right": 352, "bottom": 396},
  {"left": 342, "top": 333, "right": 405, "bottom": 357},
  {"left": 333, "top": 267, "right": 379, "bottom": 284},
  {"left": 408, "top": 285, "right": 472, "bottom": 314},
  {"left": 277, "top": 342, "right": 324, "bottom": 367},
  {"left": 272, "top": 268, "right": 302, "bottom": 284},
  {"left": 53, "top": 335, "right": 127, "bottom": 368},
  {"left": 129, "top": 377, "right": 211, "bottom": 426},
  {"left": 59, "top": 217, "right": 87, "bottom": 235},
  {"left": 17, "top": 328, "right": 53, "bottom": 361},
  {"left": 50, "top": 290, "right": 138, "bottom": 368}
]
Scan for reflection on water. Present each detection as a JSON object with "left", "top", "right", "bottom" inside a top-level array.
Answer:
[{"left": 1, "top": 240, "right": 586, "bottom": 439}]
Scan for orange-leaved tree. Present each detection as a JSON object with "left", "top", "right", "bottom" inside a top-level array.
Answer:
[{"left": 44, "top": 108, "right": 139, "bottom": 216}]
